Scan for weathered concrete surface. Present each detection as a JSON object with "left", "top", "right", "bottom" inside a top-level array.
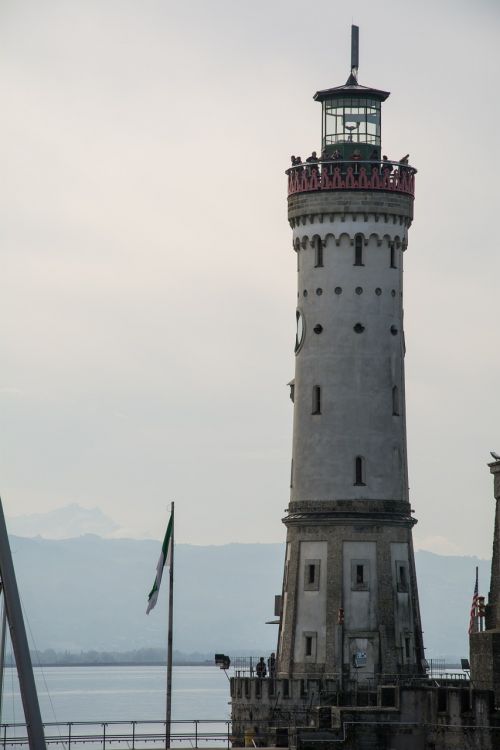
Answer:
[{"left": 231, "top": 677, "right": 499, "bottom": 749}]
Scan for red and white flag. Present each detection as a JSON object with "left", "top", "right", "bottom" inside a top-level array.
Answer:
[{"left": 468, "top": 566, "right": 479, "bottom": 635}]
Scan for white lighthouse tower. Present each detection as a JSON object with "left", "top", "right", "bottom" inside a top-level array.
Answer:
[
  {"left": 277, "top": 26, "right": 424, "bottom": 682},
  {"left": 230, "top": 28, "right": 500, "bottom": 749}
]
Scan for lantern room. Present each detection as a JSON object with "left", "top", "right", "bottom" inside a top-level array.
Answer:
[
  {"left": 313, "top": 25, "right": 390, "bottom": 161},
  {"left": 314, "top": 85, "right": 389, "bottom": 161}
]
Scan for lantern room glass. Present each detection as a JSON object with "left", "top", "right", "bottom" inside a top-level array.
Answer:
[{"left": 322, "top": 98, "right": 381, "bottom": 148}]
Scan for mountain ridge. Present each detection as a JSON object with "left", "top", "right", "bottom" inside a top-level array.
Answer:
[{"left": 6, "top": 534, "right": 490, "bottom": 661}]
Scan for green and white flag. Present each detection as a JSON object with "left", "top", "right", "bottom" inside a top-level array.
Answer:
[{"left": 146, "top": 512, "right": 173, "bottom": 614}]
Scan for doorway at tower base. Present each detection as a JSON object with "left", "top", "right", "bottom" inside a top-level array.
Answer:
[{"left": 230, "top": 676, "right": 498, "bottom": 749}]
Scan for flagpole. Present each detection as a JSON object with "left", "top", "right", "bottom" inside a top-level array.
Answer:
[
  {"left": 475, "top": 565, "right": 479, "bottom": 633},
  {"left": 166, "top": 501, "right": 175, "bottom": 749}
]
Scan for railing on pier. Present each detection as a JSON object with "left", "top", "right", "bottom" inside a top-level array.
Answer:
[
  {"left": 0, "top": 719, "right": 232, "bottom": 749},
  {"left": 229, "top": 656, "right": 467, "bottom": 683},
  {"left": 231, "top": 656, "right": 264, "bottom": 677},
  {"left": 286, "top": 159, "right": 416, "bottom": 197}
]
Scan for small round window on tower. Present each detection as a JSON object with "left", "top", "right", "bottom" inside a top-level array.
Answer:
[
  {"left": 354, "top": 323, "right": 365, "bottom": 334},
  {"left": 355, "top": 287, "right": 363, "bottom": 295},
  {"left": 316, "top": 288, "right": 323, "bottom": 296},
  {"left": 391, "top": 289, "right": 396, "bottom": 297},
  {"left": 375, "top": 288, "right": 382, "bottom": 296},
  {"left": 390, "top": 325, "right": 398, "bottom": 335},
  {"left": 303, "top": 290, "right": 308, "bottom": 297},
  {"left": 313, "top": 324, "right": 323, "bottom": 334},
  {"left": 335, "top": 287, "right": 342, "bottom": 295}
]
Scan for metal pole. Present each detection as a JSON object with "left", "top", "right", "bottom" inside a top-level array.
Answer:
[
  {"left": 0, "top": 590, "right": 7, "bottom": 722},
  {"left": 0, "top": 498, "right": 46, "bottom": 750},
  {"left": 166, "top": 502, "right": 175, "bottom": 749}
]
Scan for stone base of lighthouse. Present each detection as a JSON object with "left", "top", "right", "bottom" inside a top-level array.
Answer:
[{"left": 276, "top": 502, "right": 424, "bottom": 682}]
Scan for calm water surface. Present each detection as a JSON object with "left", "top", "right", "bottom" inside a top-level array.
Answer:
[{"left": 1, "top": 666, "right": 231, "bottom": 724}]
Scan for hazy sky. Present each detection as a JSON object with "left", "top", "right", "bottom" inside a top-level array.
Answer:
[{"left": 0, "top": 0, "right": 499, "bottom": 556}]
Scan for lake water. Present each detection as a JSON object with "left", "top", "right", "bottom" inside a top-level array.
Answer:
[{"left": 1, "top": 665, "right": 231, "bottom": 725}]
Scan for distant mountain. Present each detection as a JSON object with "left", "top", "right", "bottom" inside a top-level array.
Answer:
[
  {"left": 7, "top": 504, "right": 119, "bottom": 539},
  {"left": 7, "top": 536, "right": 490, "bottom": 661}
]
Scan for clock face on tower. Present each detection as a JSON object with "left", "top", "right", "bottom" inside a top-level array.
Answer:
[{"left": 295, "top": 310, "right": 305, "bottom": 353}]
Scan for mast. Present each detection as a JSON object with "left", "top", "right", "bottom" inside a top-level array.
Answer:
[
  {"left": 0, "top": 589, "right": 7, "bottom": 721},
  {"left": 350, "top": 24, "right": 359, "bottom": 81},
  {"left": 0, "top": 498, "right": 46, "bottom": 750},
  {"left": 165, "top": 501, "right": 175, "bottom": 749}
]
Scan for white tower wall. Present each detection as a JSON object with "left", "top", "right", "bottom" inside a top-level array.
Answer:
[
  {"left": 277, "top": 190, "right": 424, "bottom": 680},
  {"left": 291, "top": 217, "right": 409, "bottom": 503}
]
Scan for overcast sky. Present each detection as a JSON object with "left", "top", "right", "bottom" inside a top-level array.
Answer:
[{"left": 0, "top": 0, "right": 499, "bottom": 556}]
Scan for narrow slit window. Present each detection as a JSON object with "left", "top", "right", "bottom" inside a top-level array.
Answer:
[
  {"left": 399, "top": 565, "right": 407, "bottom": 588},
  {"left": 397, "top": 561, "right": 408, "bottom": 592},
  {"left": 312, "top": 385, "right": 321, "bottom": 415},
  {"left": 354, "top": 456, "right": 365, "bottom": 486},
  {"left": 303, "top": 631, "right": 318, "bottom": 661},
  {"left": 354, "top": 235, "right": 364, "bottom": 266},
  {"left": 351, "top": 559, "right": 369, "bottom": 590},
  {"left": 315, "top": 240, "right": 324, "bottom": 268},
  {"left": 390, "top": 244, "right": 397, "bottom": 268},
  {"left": 392, "top": 386, "right": 400, "bottom": 416},
  {"left": 308, "top": 564, "right": 316, "bottom": 585},
  {"left": 304, "top": 559, "right": 320, "bottom": 590},
  {"left": 405, "top": 636, "right": 411, "bottom": 659}
]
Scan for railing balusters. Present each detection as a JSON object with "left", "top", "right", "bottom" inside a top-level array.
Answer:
[
  {"left": 287, "top": 159, "right": 416, "bottom": 197},
  {"left": 68, "top": 721, "right": 72, "bottom": 750},
  {"left": 132, "top": 720, "right": 135, "bottom": 750}
]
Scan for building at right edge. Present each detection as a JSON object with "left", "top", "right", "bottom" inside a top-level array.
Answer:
[{"left": 230, "top": 26, "right": 500, "bottom": 750}]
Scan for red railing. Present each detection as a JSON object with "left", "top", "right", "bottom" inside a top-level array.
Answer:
[{"left": 287, "top": 160, "right": 416, "bottom": 197}]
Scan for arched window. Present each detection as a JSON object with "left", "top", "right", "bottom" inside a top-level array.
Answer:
[
  {"left": 315, "top": 239, "right": 324, "bottom": 268},
  {"left": 354, "top": 235, "right": 364, "bottom": 266},
  {"left": 390, "top": 244, "right": 397, "bottom": 268},
  {"left": 312, "top": 385, "right": 321, "bottom": 415},
  {"left": 354, "top": 456, "right": 366, "bottom": 486},
  {"left": 392, "top": 386, "right": 400, "bottom": 416}
]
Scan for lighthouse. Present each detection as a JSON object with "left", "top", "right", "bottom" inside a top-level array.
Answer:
[
  {"left": 230, "top": 27, "right": 500, "bottom": 748},
  {"left": 276, "top": 25, "right": 424, "bottom": 682}
]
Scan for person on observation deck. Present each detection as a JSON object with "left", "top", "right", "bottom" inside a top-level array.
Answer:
[
  {"left": 267, "top": 652, "right": 276, "bottom": 679},
  {"left": 382, "top": 155, "right": 393, "bottom": 174},
  {"left": 256, "top": 657, "right": 267, "bottom": 678},
  {"left": 306, "top": 151, "right": 319, "bottom": 176},
  {"left": 399, "top": 154, "right": 410, "bottom": 176}
]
